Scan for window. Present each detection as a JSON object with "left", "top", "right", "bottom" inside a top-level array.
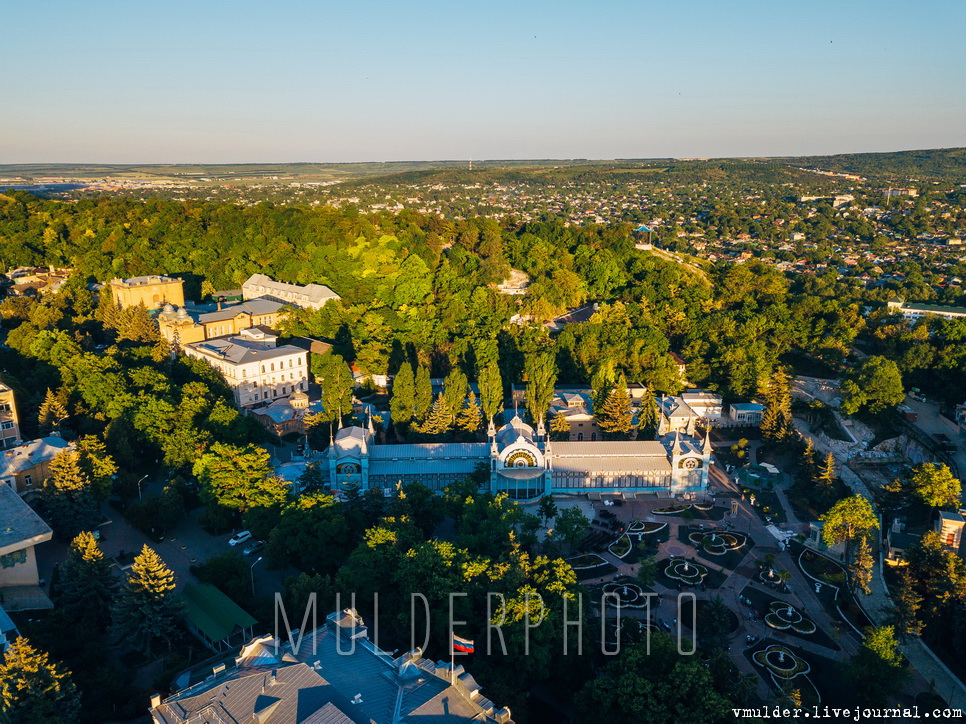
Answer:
[
  {"left": 243, "top": 370, "right": 247, "bottom": 378},
  {"left": 298, "top": 357, "right": 303, "bottom": 366},
  {"left": 261, "top": 365, "right": 266, "bottom": 374},
  {"left": 271, "top": 363, "right": 275, "bottom": 372},
  {"left": 577, "top": 432, "right": 584, "bottom": 441},
  {"left": 947, "top": 532, "right": 957, "bottom": 547},
  {"left": 24, "top": 475, "right": 32, "bottom": 487},
  {"left": 289, "top": 359, "right": 293, "bottom": 368},
  {"left": 0, "top": 404, "right": 9, "bottom": 413},
  {"left": 0, "top": 422, "right": 12, "bottom": 430}
]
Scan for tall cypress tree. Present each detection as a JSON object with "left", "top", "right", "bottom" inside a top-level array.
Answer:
[
  {"left": 414, "top": 364, "right": 433, "bottom": 423},
  {"left": 389, "top": 361, "right": 415, "bottom": 428},
  {"left": 111, "top": 545, "right": 184, "bottom": 657},
  {"left": 57, "top": 531, "right": 117, "bottom": 629},
  {"left": 524, "top": 348, "right": 557, "bottom": 425},
  {"left": 760, "top": 368, "right": 794, "bottom": 444},
  {"left": 0, "top": 637, "right": 80, "bottom": 724},
  {"left": 478, "top": 361, "right": 503, "bottom": 423},
  {"left": 443, "top": 366, "right": 469, "bottom": 426}
]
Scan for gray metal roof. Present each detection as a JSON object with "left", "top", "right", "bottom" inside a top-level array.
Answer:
[
  {"left": 0, "top": 483, "right": 53, "bottom": 557},
  {"left": 196, "top": 298, "right": 287, "bottom": 324},
  {"left": 552, "top": 455, "right": 672, "bottom": 473},
  {"left": 186, "top": 337, "right": 303, "bottom": 365},
  {"left": 552, "top": 441, "right": 669, "bottom": 458}
]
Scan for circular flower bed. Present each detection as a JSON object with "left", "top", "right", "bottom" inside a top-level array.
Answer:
[
  {"left": 601, "top": 581, "right": 650, "bottom": 609},
  {"left": 764, "top": 602, "right": 816, "bottom": 635},
  {"left": 664, "top": 558, "right": 708, "bottom": 585},
  {"left": 687, "top": 530, "right": 747, "bottom": 556},
  {"left": 759, "top": 567, "right": 784, "bottom": 587},
  {"left": 753, "top": 644, "right": 810, "bottom": 679},
  {"left": 608, "top": 534, "right": 632, "bottom": 558},
  {"left": 628, "top": 520, "right": 667, "bottom": 534},
  {"left": 653, "top": 504, "right": 691, "bottom": 515}
]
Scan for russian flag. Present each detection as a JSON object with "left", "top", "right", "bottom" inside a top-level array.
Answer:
[{"left": 453, "top": 635, "right": 475, "bottom": 654}]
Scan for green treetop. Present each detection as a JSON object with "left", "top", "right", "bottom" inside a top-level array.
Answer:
[
  {"left": 0, "top": 637, "right": 80, "bottom": 724},
  {"left": 37, "top": 388, "right": 68, "bottom": 436},
  {"left": 110, "top": 545, "right": 184, "bottom": 657},
  {"left": 840, "top": 355, "right": 905, "bottom": 416},
  {"left": 596, "top": 373, "right": 634, "bottom": 438},
  {"left": 820, "top": 494, "right": 879, "bottom": 561},
  {"left": 478, "top": 360, "right": 503, "bottom": 422},
  {"left": 315, "top": 354, "right": 354, "bottom": 424},
  {"left": 524, "top": 348, "right": 557, "bottom": 426},
  {"left": 442, "top": 366, "right": 469, "bottom": 426},
  {"left": 40, "top": 449, "right": 99, "bottom": 540},
  {"left": 760, "top": 367, "right": 794, "bottom": 444},
  {"left": 456, "top": 391, "right": 483, "bottom": 433},
  {"left": 414, "top": 364, "right": 433, "bottom": 423},
  {"left": 56, "top": 530, "right": 117, "bottom": 629},
  {"left": 193, "top": 442, "right": 289, "bottom": 513},
  {"left": 389, "top": 361, "right": 415, "bottom": 427},
  {"left": 418, "top": 393, "right": 452, "bottom": 436},
  {"left": 847, "top": 625, "right": 907, "bottom": 705},
  {"left": 907, "top": 462, "right": 962, "bottom": 510}
]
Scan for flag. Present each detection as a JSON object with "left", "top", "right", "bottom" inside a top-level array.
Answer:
[{"left": 452, "top": 634, "right": 475, "bottom": 654}]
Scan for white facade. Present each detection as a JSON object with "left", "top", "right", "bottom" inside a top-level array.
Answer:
[{"left": 184, "top": 328, "right": 309, "bottom": 408}]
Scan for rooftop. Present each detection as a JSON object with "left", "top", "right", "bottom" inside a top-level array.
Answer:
[
  {"left": 111, "top": 275, "right": 181, "bottom": 287},
  {"left": 0, "top": 436, "right": 71, "bottom": 478},
  {"left": 0, "top": 483, "right": 53, "bottom": 557},
  {"left": 182, "top": 583, "right": 257, "bottom": 644}
]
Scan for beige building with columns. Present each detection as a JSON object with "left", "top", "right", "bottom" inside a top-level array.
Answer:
[{"left": 108, "top": 275, "right": 185, "bottom": 310}]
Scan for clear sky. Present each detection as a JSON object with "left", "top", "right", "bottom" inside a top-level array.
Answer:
[{"left": 2, "top": 0, "right": 964, "bottom": 163}]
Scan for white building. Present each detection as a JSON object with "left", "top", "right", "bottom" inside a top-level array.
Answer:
[
  {"left": 728, "top": 403, "right": 765, "bottom": 426},
  {"left": 241, "top": 274, "right": 340, "bottom": 310},
  {"left": 887, "top": 298, "right": 966, "bottom": 322},
  {"left": 183, "top": 328, "right": 308, "bottom": 408}
]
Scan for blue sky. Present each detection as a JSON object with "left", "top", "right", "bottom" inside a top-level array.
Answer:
[{"left": 2, "top": 0, "right": 964, "bottom": 163}]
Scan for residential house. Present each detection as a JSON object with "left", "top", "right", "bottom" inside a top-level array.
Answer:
[
  {"left": 183, "top": 328, "right": 308, "bottom": 408},
  {"left": 0, "top": 483, "right": 53, "bottom": 593},
  {"left": 0, "top": 436, "right": 72, "bottom": 495},
  {"left": 0, "top": 383, "right": 21, "bottom": 448}
]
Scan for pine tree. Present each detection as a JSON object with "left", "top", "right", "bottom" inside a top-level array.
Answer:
[
  {"left": 883, "top": 570, "right": 924, "bottom": 641},
  {"left": 37, "top": 388, "right": 68, "bottom": 436},
  {"left": 796, "top": 437, "right": 818, "bottom": 487},
  {"left": 75, "top": 435, "right": 118, "bottom": 501},
  {"left": 414, "top": 364, "right": 433, "bottom": 423},
  {"left": 0, "top": 637, "right": 80, "bottom": 724},
  {"left": 850, "top": 534, "right": 874, "bottom": 595},
  {"left": 550, "top": 410, "right": 571, "bottom": 440},
  {"left": 478, "top": 361, "right": 503, "bottom": 422},
  {"left": 57, "top": 531, "right": 117, "bottom": 629},
  {"left": 420, "top": 394, "right": 452, "bottom": 435},
  {"left": 456, "top": 391, "right": 483, "bottom": 433},
  {"left": 40, "top": 449, "right": 99, "bottom": 540},
  {"left": 596, "top": 374, "right": 634, "bottom": 438},
  {"left": 111, "top": 545, "right": 184, "bottom": 657},
  {"left": 118, "top": 304, "right": 160, "bottom": 343},
  {"left": 760, "top": 368, "right": 794, "bottom": 444},
  {"left": 443, "top": 366, "right": 469, "bottom": 426},
  {"left": 590, "top": 360, "right": 616, "bottom": 412},
  {"left": 389, "top": 361, "right": 415, "bottom": 428},
  {"left": 816, "top": 452, "right": 837, "bottom": 499},
  {"left": 636, "top": 387, "right": 658, "bottom": 437}
]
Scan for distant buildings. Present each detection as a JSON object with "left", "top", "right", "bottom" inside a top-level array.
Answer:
[
  {"left": 151, "top": 609, "right": 514, "bottom": 724},
  {"left": 887, "top": 298, "right": 966, "bottom": 322},
  {"left": 0, "top": 383, "right": 21, "bottom": 449},
  {"left": 157, "top": 298, "right": 287, "bottom": 345},
  {"left": 3, "top": 266, "right": 71, "bottom": 297},
  {"left": 242, "top": 273, "right": 340, "bottom": 310},
  {"left": 183, "top": 327, "right": 308, "bottom": 408},
  {"left": 252, "top": 391, "right": 323, "bottom": 437},
  {"left": 109, "top": 275, "right": 185, "bottom": 310}
]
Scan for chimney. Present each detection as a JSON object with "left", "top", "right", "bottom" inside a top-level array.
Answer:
[
  {"left": 212, "top": 663, "right": 226, "bottom": 676},
  {"left": 150, "top": 694, "right": 162, "bottom": 709}
]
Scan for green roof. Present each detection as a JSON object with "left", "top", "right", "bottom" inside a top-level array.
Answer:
[{"left": 181, "top": 583, "right": 257, "bottom": 643}]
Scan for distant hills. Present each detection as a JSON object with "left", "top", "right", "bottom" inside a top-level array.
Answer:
[{"left": 1, "top": 148, "right": 963, "bottom": 186}]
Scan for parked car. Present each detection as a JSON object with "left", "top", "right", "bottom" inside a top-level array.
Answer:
[
  {"left": 243, "top": 540, "right": 266, "bottom": 556},
  {"left": 228, "top": 530, "right": 252, "bottom": 547}
]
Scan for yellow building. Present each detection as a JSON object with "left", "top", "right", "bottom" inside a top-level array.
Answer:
[
  {"left": 0, "top": 437, "right": 73, "bottom": 496},
  {"left": 0, "top": 384, "right": 21, "bottom": 449},
  {"left": 108, "top": 275, "right": 185, "bottom": 310},
  {"left": 158, "top": 299, "right": 287, "bottom": 345}
]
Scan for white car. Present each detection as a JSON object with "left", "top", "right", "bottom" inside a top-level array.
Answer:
[{"left": 228, "top": 531, "right": 252, "bottom": 547}]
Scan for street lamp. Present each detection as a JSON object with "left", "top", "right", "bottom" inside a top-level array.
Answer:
[
  {"left": 250, "top": 556, "right": 263, "bottom": 595},
  {"left": 137, "top": 474, "right": 149, "bottom": 501}
]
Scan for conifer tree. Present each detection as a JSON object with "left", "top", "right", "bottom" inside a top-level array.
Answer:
[
  {"left": 883, "top": 569, "right": 924, "bottom": 641},
  {"left": 40, "top": 449, "right": 99, "bottom": 540},
  {"left": 414, "top": 364, "right": 433, "bottom": 423},
  {"left": 420, "top": 394, "right": 452, "bottom": 435},
  {"left": 524, "top": 348, "right": 557, "bottom": 425},
  {"left": 118, "top": 304, "right": 160, "bottom": 343},
  {"left": 590, "top": 360, "right": 616, "bottom": 412},
  {"left": 760, "top": 368, "right": 794, "bottom": 444},
  {"left": 389, "top": 361, "right": 415, "bottom": 428},
  {"left": 597, "top": 374, "right": 634, "bottom": 438},
  {"left": 57, "top": 531, "right": 117, "bottom": 629},
  {"left": 443, "top": 366, "right": 469, "bottom": 426},
  {"left": 37, "top": 388, "right": 68, "bottom": 436},
  {"left": 456, "top": 391, "right": 483, "bottom": 433},
  {"left": 636, "top": 387, "right": 658, "bottom": 437},
  {"left": 850, "top": 534, "right": 874, "bottom": 595},
  {"left": 111, "top": 545, "right": 184, "bottom": 657},
  {"left": 816, "top": 452, "right": 837, "bottom": 498},
  {"left": 478, "top": 361, "right": 503, "bottom": 422},
  {"left": 796, "top": 437, "right": 818, "bottom": 487},
  {"left": 75, "top": 435, "right": 118, "bottom": 501},
  {"left": 0, "top": 637, "right": 80, "bottom": 724},
  {"left": 550, "top": 410, "right": 571, "bottom": 440}
]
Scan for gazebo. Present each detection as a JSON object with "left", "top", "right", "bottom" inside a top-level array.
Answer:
[{"left": 181, "top": 583, "right": 257, "bottom": 653}]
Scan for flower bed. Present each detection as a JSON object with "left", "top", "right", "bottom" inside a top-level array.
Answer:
[
  {"left": 664, "top": 558, "right": 708, "bottom": 585},
  {"left": 628, "top": 519, "right": 667, "bottom": 534},
  {"left": 799, "top": 550, "right": 846, "bottom": 587},
  {"left": 764, "top": 602, "right": 816, "bottom": 635},
  {"left": 653, "top": 504, "right": 690, "bottom": 515},
  {"left": 601, "top": 581, "right": 651, "bottom": 609},
  {"left": 568, "top": 553, "right": 609, "bottom": 570},
  {"left": 753, "top": 644, "right": 810, "bottom": 679},
  {"left": 687, "top": 530, "right": 747, "bottom": 556},
  {"left": 608, "top": 534, "right": 632, "bottom": 558}
]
